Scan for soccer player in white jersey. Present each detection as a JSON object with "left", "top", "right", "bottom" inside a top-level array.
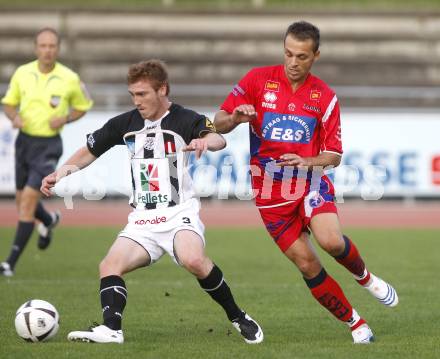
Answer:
[{"left": 41, "top": 60, "right": 263, "bottom": 344}]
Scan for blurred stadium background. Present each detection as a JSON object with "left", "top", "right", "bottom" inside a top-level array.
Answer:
[
  {"left": 0, "top": 2, "right": 439, "bottom": 358},
  {"left": 1, "top": 0, "right": 440, "bottom": 203}
]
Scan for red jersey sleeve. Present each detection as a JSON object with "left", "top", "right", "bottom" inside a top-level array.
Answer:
[
  {"left": 220, "top": 68, "right": 258, "bottom": 113},
  {"left": 319, "top": 95, "right": 343, "bottom": 155}
]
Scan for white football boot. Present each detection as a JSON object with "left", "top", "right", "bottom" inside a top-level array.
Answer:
[
  {"left": 0, "top": 262, "right": 13, "bottom": 277},
  {"left": 351, "top": 324, "right": 375, "bottom": 344},
  {"left": 364, "top": 273, "right": 399, "bottom": 307},
  {"left": 68, "top": 324, "right": 124, "bottom": 343}
]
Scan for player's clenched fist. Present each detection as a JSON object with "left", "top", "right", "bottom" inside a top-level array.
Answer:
[
  {"left": 232, "top": 104, "right": 257, "bottom": 125},
  {"left": 12, "top": 115, "right": 24, "bottom": 129},
  {"left": 182, "top": 138, "right": 208, "bottom": 159},
  {"left": 41, "top": 172, "right": 58, "bottom": 197}
]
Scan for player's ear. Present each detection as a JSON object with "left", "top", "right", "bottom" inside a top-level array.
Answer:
[
  {"left": 314, "top": 50, "right": 321, "bottom": 61},
  {"left": 158, "top": 84, "right": 167, "bottom": 97}
]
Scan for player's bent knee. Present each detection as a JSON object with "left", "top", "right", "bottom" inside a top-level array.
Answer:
[
  {"left": 181, "top": 256, "right": 204, "bottom": 271},
  {"left": 99, "top": 257, "right": 123, "bottom": 277},
  {"left": 181, "top": 256, "right": 210, "bottom": 277},
  {"left": 295, "top": 258, "right": 321, "bottom": 277},
  {"left": 318, "top": 232, "right": 345, "bottom": 256}
]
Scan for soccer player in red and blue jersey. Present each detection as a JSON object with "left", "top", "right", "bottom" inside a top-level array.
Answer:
[{"left": 214, "top": 21, "right": 398, "bottom": 344}]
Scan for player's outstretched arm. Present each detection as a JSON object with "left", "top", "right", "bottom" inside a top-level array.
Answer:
[
  {"left": 214, "top": 105, "right": 256, "bottom": 134},
  {"left": 182, "top": 132, "right": 226, "bottom": 160},
  {"left": 40, "top": 146, "right": 97, "bottom": 196},
  {"left": 203, "top": 132, "right": 226, "bottom": 152}
]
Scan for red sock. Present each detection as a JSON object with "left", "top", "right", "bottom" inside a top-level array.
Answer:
[
  {"left": 304, "top": 269, "right": 353, "bottom": 322},
  {"left": 351, "top": 318, "right": 366, "bottom": 331},
  {"left": 335, "top": 235, "right": 370, "bottom": 285}
]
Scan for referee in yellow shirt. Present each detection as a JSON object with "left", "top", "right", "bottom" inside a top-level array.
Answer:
[{"left": 0, "top": 27, "right": 93, "bottom": 277}]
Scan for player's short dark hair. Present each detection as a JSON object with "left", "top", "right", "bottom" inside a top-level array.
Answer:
[
  {"left": 35, "top": 27, "right": 60, "bottom": 45},
  {"left": 127, "top": 59, "right": 170, "bottom": 95},
  {"left": 284, "top": 21, "right": 320, "bottom": 52}
]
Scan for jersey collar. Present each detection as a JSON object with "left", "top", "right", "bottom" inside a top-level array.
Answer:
[
  {"left": 33, "top": 60, "right": 59, "bottom": 76},
  {"left": 281, "top": 66, "right": 312, "bottom": 95}
]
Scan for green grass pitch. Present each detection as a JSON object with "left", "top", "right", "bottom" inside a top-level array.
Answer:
[{"left": 0, "top": 226, "right": 439, "bottom": 359}]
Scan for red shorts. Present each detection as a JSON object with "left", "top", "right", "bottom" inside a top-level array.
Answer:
[{"left": 258, "top": 176, "right": 337, "bottom": 252}]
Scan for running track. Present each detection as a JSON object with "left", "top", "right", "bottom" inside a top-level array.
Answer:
[{"left": 0, "top": 199, "right": 439, "bottom": 228}]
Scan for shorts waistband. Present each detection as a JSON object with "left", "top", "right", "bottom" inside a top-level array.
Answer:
[
  {"left": 18, "top": 131, "right": 61, "bottom": 141},
  {"left": 131, "top": 201, "right": 177, "bottom": 210}
]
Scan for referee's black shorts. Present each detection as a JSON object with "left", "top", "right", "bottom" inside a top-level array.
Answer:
[{"left": 15, "top": 132, "right": 63, "bottom": 191}]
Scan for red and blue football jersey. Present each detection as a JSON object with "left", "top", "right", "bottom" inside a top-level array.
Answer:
[{"left": 221, "top": 64, "right": 343, "bottom": 207}]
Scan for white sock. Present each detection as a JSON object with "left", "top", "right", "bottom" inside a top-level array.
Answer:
[{"left": 346, "top": 309, "right": 361, "bottom": 328}]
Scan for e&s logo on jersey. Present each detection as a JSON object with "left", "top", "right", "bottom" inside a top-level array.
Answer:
[{"left": 261, "top": 112, "right": 317, "bottom": 144}]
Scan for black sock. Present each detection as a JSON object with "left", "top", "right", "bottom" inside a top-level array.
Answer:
[
  {"left": 34, "top": 202, "right": 52, "bottom": 227},
  {"left": 100, "top": 275, "right": 127, "bottom": 330},
  {"left": 198, "top": 264, "right": 242, "bottom": 321},
  {"left": 6, "top": 221, "right": 35, "bottom": 269}
]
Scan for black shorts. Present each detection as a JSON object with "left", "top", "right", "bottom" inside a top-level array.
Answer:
[{"left": 15, "top": 132, "right": 63, "bottom": 191}]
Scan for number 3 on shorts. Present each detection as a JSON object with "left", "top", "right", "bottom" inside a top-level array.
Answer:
[{"left": 182, "top": 217, "right": 191, "bottom": 224}]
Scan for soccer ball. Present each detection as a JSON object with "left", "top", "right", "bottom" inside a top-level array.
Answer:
[{"left": 15, "top": 299, "right": 60, "bottom": 342}]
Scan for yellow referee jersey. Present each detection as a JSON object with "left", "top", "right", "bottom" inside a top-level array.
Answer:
[{"left": 1, "top": 60, "right": 93, "bottom": 137}]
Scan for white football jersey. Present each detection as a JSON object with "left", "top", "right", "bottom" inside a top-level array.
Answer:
[
  {"left": 85, "top": 103, "right": 216, "bottom": 210},
  {"left": 124, "top": 126, "right": 194, "bottom": 210}
]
